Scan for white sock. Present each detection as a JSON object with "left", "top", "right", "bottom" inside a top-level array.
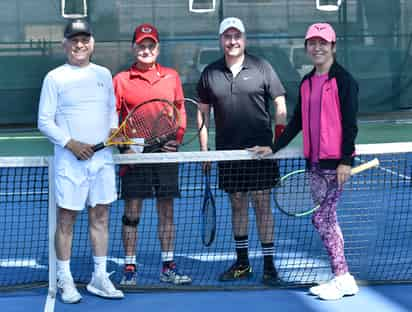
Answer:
[
  {"left": 125, "top": 255, "right": 136, "bottom": 266},
  {"left": 93, "top": 256, "right": 107, "bottom": 276},
  {"left": 56, "top": 259, "right": 71, "bottom": 279},
  {"left": 335, "top": 272, "right": 352, "bottom": 281},
  {"left": 161, "top": 251, "right": 174, "bottom": 263}
]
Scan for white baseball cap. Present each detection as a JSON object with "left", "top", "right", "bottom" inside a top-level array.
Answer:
[{"left": 219, "top": 17, "right": 245, "bottom": 35}]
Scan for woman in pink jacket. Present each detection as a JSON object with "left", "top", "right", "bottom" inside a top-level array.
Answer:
[{"left": 251, "top": 23, "right": 359, "bottom": 300}]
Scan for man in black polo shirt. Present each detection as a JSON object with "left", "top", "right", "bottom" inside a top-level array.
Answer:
[{"left": 196, "top": 17, "right": 287, "bottom": 285}]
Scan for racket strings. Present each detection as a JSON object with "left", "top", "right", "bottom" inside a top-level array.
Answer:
[
  {"left": 151, "top": 107, "right": 179, "bottom": 141},
  {"left": 202, "top": 172, "right": 216, "bottom": 246},
  {"left": 180, "top": 98, "right": 205, "bottom": 147},
  {"left": 126, "top": 101, "right": 178, "bottom": 144},
  {"left": 107, "top": 98, "right": 203, "bottom": 149},
  {"left": 127, "top": 113, "right": 154, "bottom": 139},
  {"left": 275, "top": 171, "right": 318, "bottom": 215}
]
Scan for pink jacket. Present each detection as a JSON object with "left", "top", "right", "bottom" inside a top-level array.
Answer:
[{"left": 300, "top": 77, "right": 343, "bottom": 160}]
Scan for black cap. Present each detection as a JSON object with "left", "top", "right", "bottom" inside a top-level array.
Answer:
[{"left": 64, "top": 19, "right": 92, "bottom": 39}]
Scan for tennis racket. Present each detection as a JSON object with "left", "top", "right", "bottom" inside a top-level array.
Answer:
[
  {"left": 274, "top": 158, "right": 380, "bottom": 217},
  {"left": 201, "top": 170, "right": 217, "bottom": 247},
  {"left": 93, "top": 98, "right": 205, "bottom": 153}
]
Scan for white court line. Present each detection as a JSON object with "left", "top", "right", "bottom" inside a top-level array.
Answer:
[
  {"left": 0, "top": 258, "right": 47, "bottom": 269},
  {"left": 0, "top": 136, "right": 46, "bottom": 140},
  {"left": 0, "top": 254, "right": 325, "bottom": 270},
  {"left": 44, "top": 293, "right": 55, "bottom": 312},
  {"left": 0, "top": 191, "right": 48, "bottom": 196},
  {"left": 377, "top": 165, "right": 411, "bottom": 181},
  {"left": 355, "top": 157, "right": 411, "bottom": 181},
  {"left": 175, "top": 251, "right": 330, "bottom": 268}
]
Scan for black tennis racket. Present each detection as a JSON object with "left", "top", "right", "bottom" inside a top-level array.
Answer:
[
  {"left": 274, "top": 158, "right": 380, "bottom": 217},
  {"left": 201, "top": 170, "right": 216, "bottom": 247}
]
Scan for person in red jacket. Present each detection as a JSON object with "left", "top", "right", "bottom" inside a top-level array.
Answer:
[
  {"left": 113, "top": 23, "right": 191, "bottom": 286},
  {"left": 251, "top": 23, "right": 359, "bottom": 300}
]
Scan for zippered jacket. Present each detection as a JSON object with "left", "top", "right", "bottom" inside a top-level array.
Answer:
[{"left": 272, "top": 61, "right": 359, "bottom": 169}]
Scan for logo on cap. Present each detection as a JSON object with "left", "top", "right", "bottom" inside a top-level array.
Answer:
[
  {"left": 141, "top": 26, "right": 153, "bottom": 33},
  {"left": 219, "top": 17, "right": 245, "bottom": 35},
  {"left": 315, "top": 25, "right": 326, "bottom": 31},
  {"left": 72, "top": 21, "right": 85, "bottom": 30}
]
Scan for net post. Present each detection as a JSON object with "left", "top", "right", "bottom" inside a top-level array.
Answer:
[{"left": 44, "top": 156, "right": 56, "bottom": 312}]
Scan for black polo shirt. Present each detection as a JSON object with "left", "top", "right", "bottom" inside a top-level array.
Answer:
[{"left": 197, "top": 52, "right": 285, "bottom": 150}]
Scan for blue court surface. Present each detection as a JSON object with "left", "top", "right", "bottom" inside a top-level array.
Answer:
[
  {"left": 0, "top": 147, "right": 411, "bottom": 312},
  {"left": 1, "top": 284, "right": 412, "bottom": 312}
]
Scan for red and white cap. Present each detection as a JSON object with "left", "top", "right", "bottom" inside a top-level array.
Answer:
[
  {"left": 305, "top": 23, "right": 336, "bottom": 43},
  {"left": 132, "top": 23, "right": 159, "bottom": 44}
]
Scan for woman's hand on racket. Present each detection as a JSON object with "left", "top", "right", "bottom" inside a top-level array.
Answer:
[
  {"left": 248, "top": 145, "right": 273, "bottom": 159},
  {"left": 337, "top": 163, "right": 351, "bottom": 187},
  {"left": 65, "top": 139, "right": 94, "bottom": 160}
]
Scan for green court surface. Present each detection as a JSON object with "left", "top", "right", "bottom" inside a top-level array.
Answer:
[{"left": 0, "top": 122, "right": 411, "bottom": 156}]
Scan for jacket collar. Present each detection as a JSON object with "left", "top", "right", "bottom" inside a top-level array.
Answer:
[
  {"left": 129, "top": 63, "right": 166, "bottom": 80},
  {"left": 305, "top": 60, "right": 342, "bottom": 81}
]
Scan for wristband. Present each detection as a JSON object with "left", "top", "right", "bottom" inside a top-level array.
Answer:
[{"left": 275, "top": 124, "right": 286, "bottom": 140}]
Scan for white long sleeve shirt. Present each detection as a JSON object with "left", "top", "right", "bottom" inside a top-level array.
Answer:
[{"left": 38, "top": 63, "right": 118, "bottom": 161}]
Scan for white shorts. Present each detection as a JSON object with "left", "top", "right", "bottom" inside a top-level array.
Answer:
[{"left": 54, "top": 151, "right": 117, "bottom": 211}]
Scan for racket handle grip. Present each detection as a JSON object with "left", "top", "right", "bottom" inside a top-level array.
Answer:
[{"left": 92, "top": 142, "right": 105, "bottom": 152}]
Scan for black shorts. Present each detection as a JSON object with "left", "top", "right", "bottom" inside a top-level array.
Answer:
[
  {"left": 120, "top": 163, "right": 180, "bottom": 199},
  {"left": 218, "top": 159, "right": 280, "bottom": 193}
]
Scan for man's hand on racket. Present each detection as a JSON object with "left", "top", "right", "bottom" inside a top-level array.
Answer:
[
  {"left": 160, "top": 139, "right": 180, "bottom": 152},
  {"left": 248, "top": 145, "right": 273, "bottom": 159},
  {"left": 337, "top": 163, "right": 351, "bottom": 187},
  {"left": 109, "top": 128, "right": 130, "bottom": 151},
  {"left": 65, "top": 139, "right": 94, "bottom": 160},
  {"left": 109, "top": 128, "right": 124, "bottom": 143}
]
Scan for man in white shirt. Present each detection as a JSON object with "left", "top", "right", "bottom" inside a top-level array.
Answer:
[{"left": 38, "top": 19, "right": 123, "bottom": 303}]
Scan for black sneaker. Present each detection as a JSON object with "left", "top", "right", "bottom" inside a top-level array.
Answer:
[
  {"left": 219, "top": 263, "right": 252, "bottom": 281},
  {"left": 262, "top": 268, "right": 281, "bottom": 286}
]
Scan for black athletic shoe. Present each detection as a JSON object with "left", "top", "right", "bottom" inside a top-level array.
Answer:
[
  {"left": 262, "top": 268, "right": 281, "bottom": 286},
  {"left": 219, "top": 262, "right": 253, "bottom": 281}
]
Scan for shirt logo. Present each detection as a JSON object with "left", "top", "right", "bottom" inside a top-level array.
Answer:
[
  {"left": 97, "top": 82, "right": 104, "bottom": 88},
  {"left": 242, "top": 76, "right": 251, "bottom": 80}
]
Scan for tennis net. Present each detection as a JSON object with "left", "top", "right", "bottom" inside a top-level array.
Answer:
[{"left": 0, "top": 142, "right": 411, "bottom": 291}]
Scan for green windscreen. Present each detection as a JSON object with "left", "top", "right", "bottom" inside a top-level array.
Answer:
[{"left": 1, "top": 0, "right": 411, "bottom": 127}]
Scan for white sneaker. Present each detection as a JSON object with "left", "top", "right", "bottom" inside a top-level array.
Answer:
[
  {"left": 86, "top": 272, "right": 124, "bottom": 299},
  {"left": 160, "top": 264, "right": 192, "bottom": 285},
  {"left": 57, "top": 275, "right": 82, "bottom": 304},
  {"left": 309, "top": 281, "right": 330, "bottom": 296},
  {"left": 316, "top": 273, "right": 359, "bottom": 300}
]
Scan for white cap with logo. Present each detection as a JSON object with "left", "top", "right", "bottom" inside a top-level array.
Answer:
[{"left": 219, "top": 17, "right": 245, "bottom": 35}]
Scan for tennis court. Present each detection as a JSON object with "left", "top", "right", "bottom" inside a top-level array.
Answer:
[{"left": 0, "top": 141, "right": 411, "bottom": 312}]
